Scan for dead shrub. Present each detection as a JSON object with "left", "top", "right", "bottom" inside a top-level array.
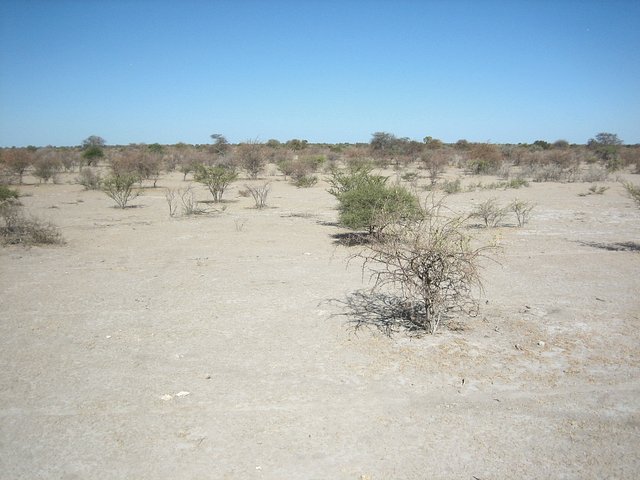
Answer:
[
  {"left": 0, "top": 199, "right": 63, "bottom": 245},
  {"left": 76, "top": 167, "right": 102, "bottom": 190},
  {"left": 466, "top": 143, "right": 503, "bottom": 174},
  {"left": 510, "top": 199, "right": 535, "bottom": 227},
  {"left": 581, "top": 165, "right": 609, "bottom": 183},
  {"left": 349, "top": 197, "right": 492, "bottom": 334},
  {"left": 245, "top": 182, "right": 270, "bottom": 209},
  {"left": 473, "top": 198, "right": 507, "bottom": 227}
]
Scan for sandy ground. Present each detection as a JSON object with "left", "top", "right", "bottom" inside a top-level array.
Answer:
[{"left": 1, "top": 168, "right": 639, "bottom": 479}]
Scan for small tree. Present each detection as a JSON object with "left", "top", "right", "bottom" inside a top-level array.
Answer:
[
  {"left": 82, "top": 135, "right": 106, "bottom": 148},
  {"left": 82, "top": 145, "right": 105, "bottom": 167},
  {"left": 194, "top": 164, "right": 238, "bottom": 202},
  {"left": 32, "top": 154, "right": 63, "bottom": 183},
  {"left": 102, "top": 173, "right": 141, "bottom": 208},
  {"left": 3, "top": 149, "right": 33, "bottom": 184},
  {"left": 237, "top": 140, "right": 265, "bottom": 179},
  {"left": 210, "top": 134, "right": 230, "bottom": 158},
  {"left": 81, "top": 135, "right": 106, "bottom": 167},
  {"left": 588, "top": 132, "right": 623, "bottom": 170},
  {"left": 467, "top": 143, "right": 503, "bottom": 174},
  {"left": 352, "top": 198, "right": 490, "bottom": 334}
]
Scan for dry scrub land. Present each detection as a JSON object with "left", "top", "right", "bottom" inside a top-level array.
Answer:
[{"left": 1, "top": 167, "right": 639, "bottom": 479}]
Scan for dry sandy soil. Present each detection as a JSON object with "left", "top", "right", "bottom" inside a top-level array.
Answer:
[{"left": 1, "top": 167, "right": 639, "bottom": 479}]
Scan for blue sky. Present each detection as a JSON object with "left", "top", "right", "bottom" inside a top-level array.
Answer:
[{"left": 1, "top": 0, "right": 639, "bottom": 147}]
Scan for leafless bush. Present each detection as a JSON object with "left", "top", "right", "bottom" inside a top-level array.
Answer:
[
  {"left": 466, "top": 143, "right": 503, "bottom": 174},
  {"left": 528, "top": 163, "right": 565, "bottom": 182},
  {"left": 179, "top": 185, "right": 206, "bottom": 215},
  {"left": 423, "top": 150, "right": 448, "bottom": 185},
  {"left": 2, "top": 149, "right": 33, "bottom": 184},
  {"left": 581, "top": 165, "right": 609, "bottom": 183},
  {"left": 32, "top": 153, "right": 63, "bottom": 183},
  {"left": 473, "top": 198, "right": 507, "bottom": 227},
  {"left": 164, "top": 188, "right": 179, "bottom": 216},
  {"left": 510, "top": 199, "right": 535, "bottom": 227},
  {"left": 245, "top": 182, "right": 270, "bottom": 209},
  {"left": 237, "top": 140, "right": 266, "bottom": 179},
  {"left": 76, "top": 167, "right": 102, "bottom": 190},
  {"left": 349, "top": 197, "right": 491, "bottom": 334}
]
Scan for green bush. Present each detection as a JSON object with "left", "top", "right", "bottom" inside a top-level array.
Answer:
[
  {"left": 329, "top": 167, "right": 420, "bottom": 235},
  {"left": 102, "top": 173, "right": 141, "bottom": 208},
  {"left": 193, "top": 164, "right": 238, "bottom": 202},
  {"left": 0, "top": 185, "right": 19, "bottom": 202},
  {"left": 294, "top": 175, "right": 318, "bottom": 188}
]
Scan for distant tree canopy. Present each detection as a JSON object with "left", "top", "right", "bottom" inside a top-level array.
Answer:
[
  {"left": 82, "top": 135, "right": 106, "bottom": 148},
  {"left": 286, "top": 139, "right": 308, "bottom": 151},
  {"left": 210, "top": 134, "right": 230, "bottom": 157},
  {"left": 588, "top": 132, "right": 623, "bottom": 167},
  {"left": 588, "top": 132, "right": 623, "bottom": 146}
]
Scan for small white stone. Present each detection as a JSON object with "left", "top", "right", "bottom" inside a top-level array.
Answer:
[
  {"left": 175, "top": 391, "right": 190, "bottom": 397},
  {"left": 159, "top": 394, "right": 173, "bottom": 401}
]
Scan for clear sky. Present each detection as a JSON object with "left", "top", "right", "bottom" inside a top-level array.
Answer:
[{"left": 1, "top": 0, "right": 639, "bottom": 147}]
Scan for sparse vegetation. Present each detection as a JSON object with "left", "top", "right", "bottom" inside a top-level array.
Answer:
[
  {"left": 580, "top": 184, "right": 609, "bottom": 196},
  {"left": 622, "top": 182, "right": 640, "bottom": 207}
]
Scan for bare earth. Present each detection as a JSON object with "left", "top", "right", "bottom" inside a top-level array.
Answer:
[{"left": 1, "top": 169, "right": 639, "bottom": 479}]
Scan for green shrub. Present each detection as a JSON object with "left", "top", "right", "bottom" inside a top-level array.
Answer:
[
  {"left": 193, "top": 164, "right": 238, "bottom": 202},
  {"left": 0, "top": 185, "right": 19, "bottom": 202},
  {"left": 329, "top": 167, "right": 420, "bottom": 235},
  {"left": 294, "top": 175, "right": 318, "bottom": 188},
  {"left": 102, "top": 173, "right": 141, "bottom": 209}
]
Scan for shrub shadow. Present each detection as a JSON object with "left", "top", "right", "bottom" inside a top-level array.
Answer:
[
  {"left": 330, "top": 290, "right": 433, "bottom": 337},
  {"left": 330, "top": 232, "right": 373, "bottom": 246},
  {"left": 578, "top": 241, "right": 640, "bottom": 252}
]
